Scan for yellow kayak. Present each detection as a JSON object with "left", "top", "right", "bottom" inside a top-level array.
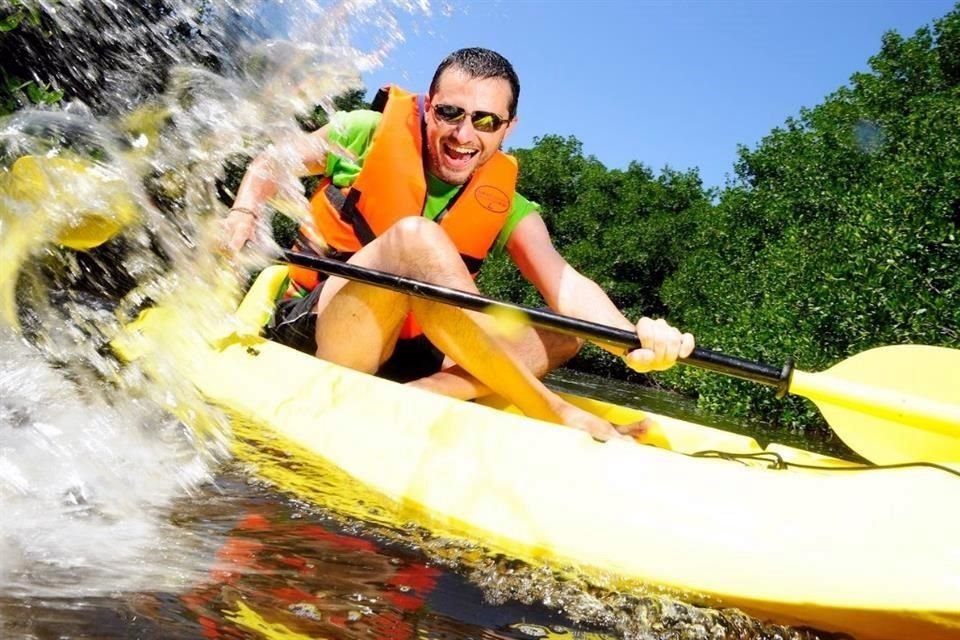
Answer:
[{"left": 115, "top": 265, "right": 960, "bottom": 640}]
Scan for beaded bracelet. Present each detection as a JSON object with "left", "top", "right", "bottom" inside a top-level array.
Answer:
[{"left": 229, "top": 206, "right": 258, "bottom": 218}]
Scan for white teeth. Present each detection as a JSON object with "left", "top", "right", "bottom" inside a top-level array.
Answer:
[{"left": 446, "top": 144, "right": 477, "bottom": 155}]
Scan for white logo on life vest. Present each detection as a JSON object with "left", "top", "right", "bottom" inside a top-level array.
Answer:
[{"left": 475, "top": 185, "right": 510, "bottom": 214}]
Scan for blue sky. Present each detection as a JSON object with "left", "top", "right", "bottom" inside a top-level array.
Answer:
[{"left": 350, "top": 0, "right": 956, "bottom": 191}]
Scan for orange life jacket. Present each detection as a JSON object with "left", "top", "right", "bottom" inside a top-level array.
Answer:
[{"left": 291, "top": 85, "right": 519, "bottom": 338}]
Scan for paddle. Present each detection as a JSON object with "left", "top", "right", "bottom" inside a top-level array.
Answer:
[
  {"left": 282, "top": 249, "right": 960, "bottom": 465},
  {"left": 1, "top": 154, "right": 139, "bottom": 328}
]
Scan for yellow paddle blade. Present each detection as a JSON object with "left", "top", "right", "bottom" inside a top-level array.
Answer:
[
  {"left": 7, "top": 154, "right": 139, "bottom": 250},
  {"left": 0, "top": 154, "right": 139, "bottom": 327},
  {"left": 790, "top": 345, "right": 960, "bottom": 464}
]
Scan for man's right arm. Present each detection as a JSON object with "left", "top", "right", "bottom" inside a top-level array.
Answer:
[
  {"left": 506, "top": 212, "right": 694, "bottom": 372},
  {"left": 222, "top": 125, "right": 332, "bottom": 253}
]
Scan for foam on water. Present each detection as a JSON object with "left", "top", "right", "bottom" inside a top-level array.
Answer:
[{"left": 0, "top": 329, "right": 217, "bottom": 597}]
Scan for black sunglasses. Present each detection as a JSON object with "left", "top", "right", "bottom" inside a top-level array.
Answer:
[{"left": 431, "top": 103, "right": 510, "bottom": 133}]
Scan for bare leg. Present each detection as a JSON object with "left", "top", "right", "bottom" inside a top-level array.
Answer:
[
  {"left": 408, "top": 327, "right": 581, "bottom": 401},
  {"left": 311, "top": 218, "right": 624, "bottom": 439}
]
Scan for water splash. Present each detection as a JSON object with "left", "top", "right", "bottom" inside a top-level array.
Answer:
[
  {"left": 0, "top": 0, "right": 429, "bottom": 601},
  {"left": 0, "top": 329, "right": 218, "bottom": 597}
]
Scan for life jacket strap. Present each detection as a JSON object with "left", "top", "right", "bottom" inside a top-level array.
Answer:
[{"left": 325, "top": 182, "right": 376, "bottom": 246}]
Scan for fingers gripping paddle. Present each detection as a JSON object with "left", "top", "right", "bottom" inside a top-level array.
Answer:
[{"left": 283, "top": 250, "right": 960, "bottom": 465}]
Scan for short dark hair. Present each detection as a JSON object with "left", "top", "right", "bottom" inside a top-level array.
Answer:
[{"left": 429, "top": 48, "right": 520, "bottom": 119}]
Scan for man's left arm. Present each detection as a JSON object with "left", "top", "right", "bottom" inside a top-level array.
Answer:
[{"left": 505, "top": 212, "right": 694, "bottom": 372}]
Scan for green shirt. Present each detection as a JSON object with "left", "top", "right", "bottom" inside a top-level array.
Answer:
[{"left": 324, "top": 109, "right": 538, "bottom": 254}]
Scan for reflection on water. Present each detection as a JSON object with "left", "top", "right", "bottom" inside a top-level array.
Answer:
[
  {"left": 0, "top": 471, "right": 830, "bottom": 640},
  {"left": 0, "top": 474, "right": 617, "bottom": 640},
  {"left": 163, "top": 418, "right": 828, "bottom": 640}
]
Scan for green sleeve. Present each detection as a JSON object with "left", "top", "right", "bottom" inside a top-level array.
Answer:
[
  {"left": 492, "top": 192, "right": 540, "bottom": 255},
  {"left": 324, "top": 110, "right": 381, "bottom": 187}
]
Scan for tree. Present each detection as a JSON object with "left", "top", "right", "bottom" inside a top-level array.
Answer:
[
  {"left": 0, "top": 1, "right": 243, "bottom": 116},
  {"left": 661, "top": 6, "right": 960, "bottom": 431}
]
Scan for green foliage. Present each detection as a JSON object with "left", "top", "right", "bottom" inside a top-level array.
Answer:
[
  {"left": 661, "top": 6, "right": 960, "bottom": 432},
  {"left": 0, "top": 1, "right": 238, "bottom": 116},
  {"left": 0, "top": 1, "right": 40, "bottom": 33},
  {"left": 1, "top": 73, "right": 64, "bottom": 115},
  {"left": 300, "top": 88, "right": 370, "bottom": 131},
  {"left": 489, "top": 135, "right": 712, "bottom": 317},
  {"left": 0, "top": 1, "right": 59, "bottom": 115},
  {"left": 481, "top": 7, "right": 960, "bottom": 435}
]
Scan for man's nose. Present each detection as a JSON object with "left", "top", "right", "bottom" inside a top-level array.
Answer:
[{"left": 450, "top": 118, "right": 477, "bottom": 142}]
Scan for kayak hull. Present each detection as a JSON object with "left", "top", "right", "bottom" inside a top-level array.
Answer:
[{"left": 115, "top": 266, "right": 960, "bottom": 640}]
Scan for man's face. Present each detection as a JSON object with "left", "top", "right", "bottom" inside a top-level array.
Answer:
[{"left": 424, "top": 68, "right": 516, "bottom": 185}]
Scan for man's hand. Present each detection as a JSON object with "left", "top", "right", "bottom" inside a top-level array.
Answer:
[
  {"left": 623, "top": 317, "right": 695, "bottom": 372},
  {"left": 221, "top": 207, "right": 258, "bottom": 254}
]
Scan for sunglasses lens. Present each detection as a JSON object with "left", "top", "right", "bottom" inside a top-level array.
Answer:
[
  {"left": 433, "top": 104, "right": 506, "bottom": 132},
  {"left": 434, "top": 104, "right": 465, "bottom": 123},
  {"left": 471, "top": 113, "right": 499, "bottom": 133}
]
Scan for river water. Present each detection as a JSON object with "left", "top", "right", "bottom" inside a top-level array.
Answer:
[{"left": 0, "top": 2, "right": 846, "bottom": 638}]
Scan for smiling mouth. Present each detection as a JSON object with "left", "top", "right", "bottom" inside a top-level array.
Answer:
[{"left": 443, "top": 143, "right": 479, "bottom": 163}]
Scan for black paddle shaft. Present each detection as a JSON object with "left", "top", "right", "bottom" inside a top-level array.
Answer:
[{"left": 282, "top": 250, "right": 794, "bottom": 395}]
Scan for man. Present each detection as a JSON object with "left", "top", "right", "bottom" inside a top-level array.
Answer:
[{"left": 223, "top": 48, "right": 694, "bottom": 440}]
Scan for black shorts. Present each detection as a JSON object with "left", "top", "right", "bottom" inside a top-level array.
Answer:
[{"left": 265, "top": 284, "right": 445, "bottom": 383}]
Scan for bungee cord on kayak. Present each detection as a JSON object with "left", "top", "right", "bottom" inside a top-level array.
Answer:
[{"left": 690, "top": 450, "right": 960, "bottom": 479}]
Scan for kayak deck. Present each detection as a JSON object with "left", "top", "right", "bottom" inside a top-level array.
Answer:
[{"left": 114, "top": 265, "right": 960, "bottom": 640}]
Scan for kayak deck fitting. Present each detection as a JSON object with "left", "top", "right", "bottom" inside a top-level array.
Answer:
[{"left": 114, "top": 265, "right": 960, "bottom": 640}]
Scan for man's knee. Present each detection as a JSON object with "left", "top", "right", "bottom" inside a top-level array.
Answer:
[
  {"left": 546, "top": 333, "right": 583, "bottom": 369},
  {"left": 384, "top": 217, "right": 449, "bottom": 253},
  {"left": 380, "top": 217, "right": 463, "bottom": 276}
]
